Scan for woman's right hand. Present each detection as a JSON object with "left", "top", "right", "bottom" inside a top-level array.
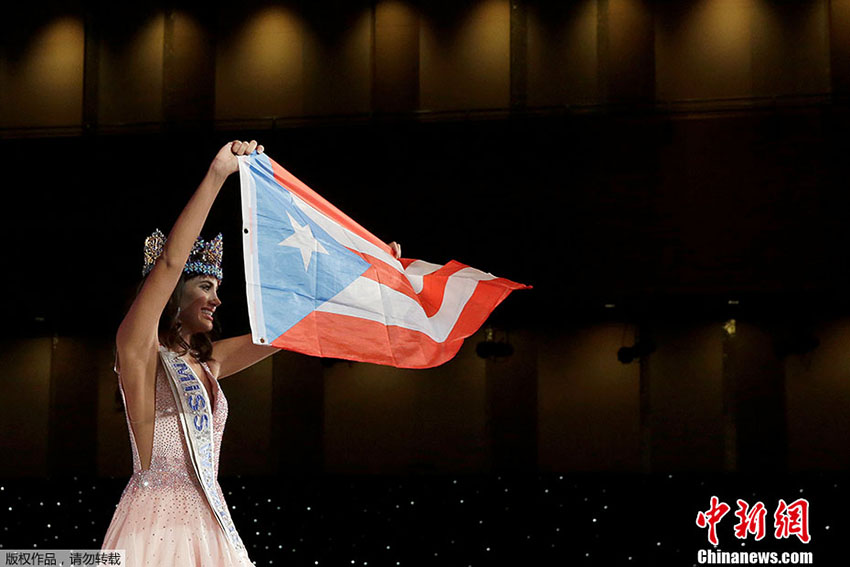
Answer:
[{"left": 209, "top": 140, "right": 264, "bottom": 179}]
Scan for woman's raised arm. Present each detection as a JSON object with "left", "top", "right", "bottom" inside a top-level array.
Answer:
[{"left": 116, "top": 140, "right": 262, "bottom": 360}]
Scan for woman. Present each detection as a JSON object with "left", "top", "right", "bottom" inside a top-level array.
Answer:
[
  {"left": 101, "top": 140, "right": 280, "bottom": 566},
  {"left": 102, "top": 140, "right": 402, "bottom": 565}
]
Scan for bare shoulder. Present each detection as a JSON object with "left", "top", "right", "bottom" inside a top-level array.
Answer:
[
  {"left": 205, "top": 358, "right": 223, "bottom": 381},
  {"left": 116, "top": 330, "right": 159, "bottom": 377},
  {"left": 116, "top": 339, "right": 159, "bottom": 421}
]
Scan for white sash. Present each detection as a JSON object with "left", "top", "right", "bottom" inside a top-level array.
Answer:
[{"left": 158, "top": 346, "right": 248, "bottom": 557}]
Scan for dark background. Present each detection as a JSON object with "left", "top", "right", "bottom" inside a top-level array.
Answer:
[{"left": 2, "top": 0, "right": 847, "bottom": 564}]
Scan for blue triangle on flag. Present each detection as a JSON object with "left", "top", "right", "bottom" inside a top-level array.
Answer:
[{"left": 252, "top": 154, "right": 370, "bottom": 338}]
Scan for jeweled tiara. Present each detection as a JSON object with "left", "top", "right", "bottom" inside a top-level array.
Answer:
[{"left": 142, "top": 229, "right": 223, "bottom": 281}]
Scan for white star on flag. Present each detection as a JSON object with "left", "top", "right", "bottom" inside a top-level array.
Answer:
[{"left": 278, "top": 212, "right": 329, "bottom": 270}]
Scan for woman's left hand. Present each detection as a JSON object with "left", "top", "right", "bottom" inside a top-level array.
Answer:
[
  {"left": 210, "top": 140, "right": 264, "bottom": 179},
  {"left": 389, "top": 241, "right": 402, "bottom": 259}
]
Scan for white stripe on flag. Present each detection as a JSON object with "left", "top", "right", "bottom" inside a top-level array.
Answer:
[
  {"left": 402, "top": 260, "right": 443, "bottom": 294},
  {"left": 289, "top": 191, "right": 403, "bottom": 271},
  {"left": 316, "top": 267, "right": 496, "bottom": 342},
  {"left": 239, "top": 157, "right": 268, "bottom": 344}
]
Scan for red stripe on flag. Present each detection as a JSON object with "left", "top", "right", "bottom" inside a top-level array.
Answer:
[
  {"left": 271, "top": 311, "right": 465, "bottom": 368},
  {"left": 358, "top": 266, "right": 420, "bottom": 304},
  {"left": 348, "top": 253, "right": 485, "bottom": 318},
  {"left": 269, "top": 159, "right": 393, "bottom": 256},
  {"left": 270, "top": 276, "right": 526, "bottom": 368},
  {"left": 415, "top": 261, "right": 468, "bottom": 317}
]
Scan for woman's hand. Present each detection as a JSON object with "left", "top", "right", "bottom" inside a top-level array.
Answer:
[
  {"left": 209, "top": 140, "right": 264, "bottom": 179},
  {"left": 389, "top": 241, "right": 402, "bottom": 259}
]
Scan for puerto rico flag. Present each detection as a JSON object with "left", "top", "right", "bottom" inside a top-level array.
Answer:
[{"left": 238, "top": 152, "right": 529, "bottom": 369}]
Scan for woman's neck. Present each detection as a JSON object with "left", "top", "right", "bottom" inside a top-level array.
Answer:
[
  {"left": 158, "top": 334, "right": 196, "bottom": 358},
  {"left": 179, "top": 329, "right": 194, "bottom": 347}
]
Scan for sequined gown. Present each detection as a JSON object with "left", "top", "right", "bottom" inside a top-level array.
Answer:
[{"left": 102, "top": 358, "right": 253, "bottom": 566}]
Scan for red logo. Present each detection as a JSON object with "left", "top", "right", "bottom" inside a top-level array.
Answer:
[
  {"left": 697, "top": 497, "right": 811, "bottom": 545},
  {"left": 774, "top": 498, "right": 811, "bottom": 544},
  {"left": 733, "top": 499, "right": 767, "bottom": 541},
  {"left": 696, "top": 496, "right": 731, "bottom": 546}
]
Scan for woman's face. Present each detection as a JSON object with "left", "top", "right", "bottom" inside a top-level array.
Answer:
[{"left": 178, "top": 275, "right": 221, "bottom": 334}]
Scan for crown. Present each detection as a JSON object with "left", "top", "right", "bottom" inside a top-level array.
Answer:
[{"left": 142, "top": 229, "right": 223, "bottom": 281}]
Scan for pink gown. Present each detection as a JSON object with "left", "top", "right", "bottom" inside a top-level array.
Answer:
[{"left": 102, "top": 359, "right": 254, "bottom": 566}]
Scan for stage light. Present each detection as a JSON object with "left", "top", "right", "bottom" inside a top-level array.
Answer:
[
  {"left": 475, "top": 327, "right": 514, "bottom": 359},
  {"left": 616, "top": 340, "right": 655, "bottom": 364}
]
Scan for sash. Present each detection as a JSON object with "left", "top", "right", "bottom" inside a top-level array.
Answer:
[{"left": 158, "top": 346, "right": 248, "bottom": 557}]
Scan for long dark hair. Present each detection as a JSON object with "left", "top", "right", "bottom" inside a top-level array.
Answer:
[{"left": 137, "top": 272, "right": 219, "bottom": 362}]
